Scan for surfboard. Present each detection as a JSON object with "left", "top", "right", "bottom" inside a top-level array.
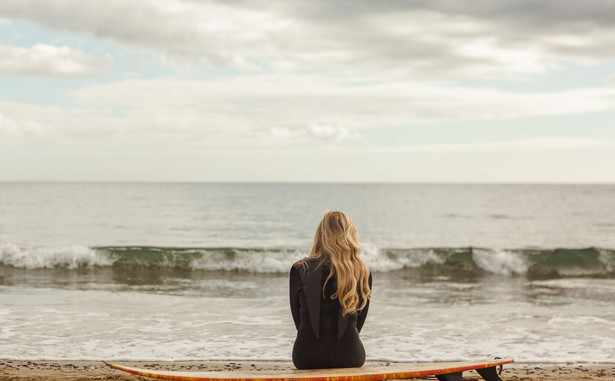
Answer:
[{"left": 103, "top": 358, "right": 514, "bottom": 381}]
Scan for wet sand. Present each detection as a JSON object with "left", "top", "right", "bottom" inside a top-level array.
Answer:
[{"left": 1, "top": 360, "right": 614, "bottom": 381}]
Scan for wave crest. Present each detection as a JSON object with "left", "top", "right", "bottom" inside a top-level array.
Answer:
[
  {"left": 1, "top": 243, "right": 613, "bottom": 279},
  {"left": 0, "top": 243, "right": 113, "bottom": 269}
]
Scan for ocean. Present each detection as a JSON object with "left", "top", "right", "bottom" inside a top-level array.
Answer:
[{"left": 1, "top": 183, "right": 614, "bottom": 363}]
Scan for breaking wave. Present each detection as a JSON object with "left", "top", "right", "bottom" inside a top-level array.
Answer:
[{"left": 1, "top": 243, "right": 614, "bottom": 279}]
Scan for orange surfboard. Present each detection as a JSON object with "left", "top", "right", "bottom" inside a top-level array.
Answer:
[{"left": 103, "top": 358, "right": 514, "bottom": 381}]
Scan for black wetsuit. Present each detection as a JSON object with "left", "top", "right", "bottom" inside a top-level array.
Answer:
[{"left": 289, "top": 258, "right": 371, "bottom": 369}]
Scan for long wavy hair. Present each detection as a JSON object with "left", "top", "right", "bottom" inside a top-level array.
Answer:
[{"left": 303, "top": 210, "right": 371, "bottom": 315}]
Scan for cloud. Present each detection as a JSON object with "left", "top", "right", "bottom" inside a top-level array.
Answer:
[
  {"left": 0, "top": 0, "right": 284, "bottom": 70},
  {"left": 2, "top": 75, "right": 615, "bottom": 147},
  {"left": 69, "top": 75, "right": 615, "bottom": 134},
  {"left": 307, "top": 125, "right": 357, "bottom": 140},
  {"left": 2, "top": 0, "right": 615, "bottom": 77},
  {"left": 0, "top": 113, "right": 49, "bottom": 137},
  {"left": 0, "top": 43, "right": 112, "bottom": 76},
  {"left": 271, "top": 124, "right": 358, "bottom": 141},
  {"left": 0, "top": 100, "right": 118, "bottom": 142}
]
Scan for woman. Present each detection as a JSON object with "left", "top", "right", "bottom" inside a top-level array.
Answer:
[{"left": 289, "top": 210, "right": 372, "bottom": 369}]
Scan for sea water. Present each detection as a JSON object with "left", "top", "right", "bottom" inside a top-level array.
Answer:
[{"left": 1, "top": 183, "right": 614, "bottom": 362}]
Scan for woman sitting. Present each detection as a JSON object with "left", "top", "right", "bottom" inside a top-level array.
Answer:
[{"left": 290, "top": 210, "right": 372, "bottom": 369}]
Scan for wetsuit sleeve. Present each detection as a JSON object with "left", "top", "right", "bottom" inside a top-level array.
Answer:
[
  {"left": 356, "top": 272, "right": 372, "bottom": 333},
  {"left": 289, "top": 265, "right": 302, "bottom": 330}
]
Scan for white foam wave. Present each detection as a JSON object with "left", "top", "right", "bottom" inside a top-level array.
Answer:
[
  {"left": 188, "top": 244, "right": 446, "bottom": 273},
  {"left": 473, "top": 249, "right": 528, "bottom": 275},
  {"left": 0, "top": 243, "right": 532, "bottom": 275},
  {"left": 0, "top": 243, "right": 112, "bottom": 269},
  {"left": 361, "top": 243, "right": 444, "bottom": 272},
  {"left": 547, "top": 316, "right": 615, "bottom": 326},
  {"left": 531, "top": 278, "right": 615, "bottom": 291},
  {"left": 188, "top": 244, "right": 444, "bottom": 273},
  {"left": 189, "top": 249, "right": 307, "bottom": 273},
  {"left": 598, "top": 248, "right": 615, "bottom": 271},
  {"left": 4, "top": 286, "right": 615, "bottom": 363},
  {"left": 4, "top": 243, "right": 596, "bottom": 276}
]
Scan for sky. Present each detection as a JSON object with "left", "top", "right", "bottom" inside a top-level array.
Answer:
[{"left": 0, "top": 0, "right": 614, "bottom": 183}]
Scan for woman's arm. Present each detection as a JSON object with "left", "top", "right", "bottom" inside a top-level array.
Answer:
[
  {"left": 356, "top": 272, "right": 372, "bottom": 333},
  {"left": 289, "top": 265, "right": 302, "bottom": 330}
]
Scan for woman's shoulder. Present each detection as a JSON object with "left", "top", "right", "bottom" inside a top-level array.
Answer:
[
  {"left": 290, "top": 257, "right": 307, "bottom": 273},
  {"left": 290, "top": 257, "right": 324, "bottom": 274}
]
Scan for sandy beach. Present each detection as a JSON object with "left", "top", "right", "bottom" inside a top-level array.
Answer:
[{"left": 1, "top": 360, "right": 614, "bottom": 381}]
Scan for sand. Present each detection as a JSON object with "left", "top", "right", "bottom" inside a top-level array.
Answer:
[{"left": 0, "top": 360, "right": 614, "bottom": 381}]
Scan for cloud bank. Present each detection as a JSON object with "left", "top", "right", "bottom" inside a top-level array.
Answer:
[
  {"left": 1, "top": 75, "right": 614, "bottom": 145},
  {"left": 2, "top": 0, "right": 615, "bottom": 77},
  {"left": 1, "top": 0, "right": 614, "bottom": 181}
]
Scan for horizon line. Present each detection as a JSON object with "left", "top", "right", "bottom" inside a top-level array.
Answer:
[{"left": 1, "top": 180, "right": 614, "bottom": 185}]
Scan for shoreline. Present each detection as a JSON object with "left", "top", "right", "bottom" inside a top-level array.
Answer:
[{"left": 1, "top": 360, "right": 614, "bottom": 381}]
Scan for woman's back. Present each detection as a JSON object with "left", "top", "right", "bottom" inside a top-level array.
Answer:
[
  {"left": 290, "top": 258, "right": 371, "bottom": 369},
  {"left": 290, "top": 210, "right": 371, "bottom": 369}
]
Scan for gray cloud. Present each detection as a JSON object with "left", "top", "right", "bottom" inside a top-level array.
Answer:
[
  {"left": 0, "top": 0, "right": 280, "bottom": 69},
  {"left": 279, "top": 1, "right": 615, "bottom": 32},
  {"left": 1, "top": 0, "right": 615, "bottom": 77}
]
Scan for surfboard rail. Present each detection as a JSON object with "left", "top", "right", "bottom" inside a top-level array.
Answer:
[{"left": 103, "top": 358, "right": 514, "bottom": 381}]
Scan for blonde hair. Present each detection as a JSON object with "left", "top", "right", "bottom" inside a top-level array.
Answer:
[{"left": 305, "top": 210, "right": 371, "bottom": 315}]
